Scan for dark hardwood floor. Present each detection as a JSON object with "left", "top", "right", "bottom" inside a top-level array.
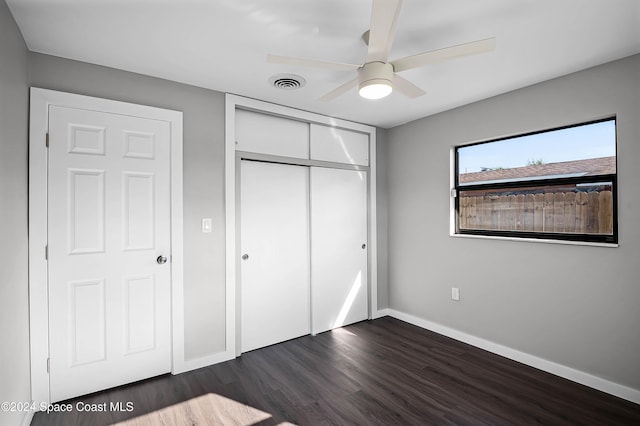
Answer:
[{"left": 32, "top": 317, "right": 640, "bottom": 425}]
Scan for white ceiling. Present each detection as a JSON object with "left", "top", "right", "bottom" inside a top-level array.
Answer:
[{"left": 7, "top": 0, "right": 640, "bottom": 128}]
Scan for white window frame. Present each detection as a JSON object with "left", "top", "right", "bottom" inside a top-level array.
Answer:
[{"left": 450, "top": 117, "right": 618, "bottom": 247}]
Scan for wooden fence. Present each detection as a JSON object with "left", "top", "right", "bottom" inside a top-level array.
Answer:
[{"left": 459, "top": 191, "right": 613, "bottom": 234}]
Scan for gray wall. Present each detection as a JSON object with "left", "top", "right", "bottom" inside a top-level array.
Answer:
[
  {"left": 0, "top": 1, "right": 30, "bottom": 424},
  {"left": 376, "top": 128, "right": 389, "bottom": 309},
  {"left": 29, "top": 53, "right": 228, "bottom": 361},
  {"left": 386, "top": 54, "right": 640, "bottom": 389}
]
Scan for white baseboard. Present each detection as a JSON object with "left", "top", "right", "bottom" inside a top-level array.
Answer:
[{"left": 386, "top": 309, "right": 640, "bottom": 405}]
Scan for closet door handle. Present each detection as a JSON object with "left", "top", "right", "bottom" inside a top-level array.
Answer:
[
  {"left": 242, "top": 254, "right": 249, "bottom": 260},
  {"left": 361, "top": 243, "right": 366, "bottom": 249}
]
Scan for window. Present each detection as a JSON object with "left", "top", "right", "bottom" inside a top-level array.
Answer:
[{"left": 454, "top": 118, "right": 617, "bottom": 244}]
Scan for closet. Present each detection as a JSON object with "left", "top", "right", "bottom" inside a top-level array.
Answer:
[{"left": 236, "top": 109, "right": 370, "bottom": 352}]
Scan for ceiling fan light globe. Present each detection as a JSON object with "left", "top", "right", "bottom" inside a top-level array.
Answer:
[{"left": 358, "top": 79, "right": 392, "bottom": 99}]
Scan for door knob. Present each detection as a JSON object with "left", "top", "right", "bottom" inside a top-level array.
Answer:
[
  {"left": 361, "top": 243, "right": 366, "bottom": 249},
  {"left": 242, "top": 254, "right": 249, "bottom": 260},
  {"left": 157, "top": 255, "right": 168, "bottom": 264}
]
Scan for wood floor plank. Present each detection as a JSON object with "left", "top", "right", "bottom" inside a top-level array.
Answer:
[{"left": 31, "top": 317, "right": 640, "bottom": 425}]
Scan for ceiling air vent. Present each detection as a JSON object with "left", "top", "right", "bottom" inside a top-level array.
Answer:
[{"left": 269, "top": 74, "right": 306, "bottom": 90}]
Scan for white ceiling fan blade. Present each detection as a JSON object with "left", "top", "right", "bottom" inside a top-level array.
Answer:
[
  {"left": 392, "top": 74, "right": 426, "bottom": 98},
  {"left": 267, "top": 54, "right": 360, "bottom": 72},
  {"left": 366, "top": 0, "right": 403, "bottom": 62},
  {"left": 392, "top": 37, "right": 496, "bottom": 72},
  {"left": 319, "top": 78, "right": 359, "bottom": 101}
]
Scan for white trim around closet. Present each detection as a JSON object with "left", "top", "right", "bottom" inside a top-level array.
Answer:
[{"left": 224, "top": 94, "right": 379, "bottom": 357}]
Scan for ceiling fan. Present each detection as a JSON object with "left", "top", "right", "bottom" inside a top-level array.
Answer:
[{"left": 267, "top": 0, "right": 495, "bottom": 101}]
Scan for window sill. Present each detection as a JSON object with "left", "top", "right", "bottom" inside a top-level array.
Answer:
[{"left": 450, "top": 232, "right": 618, "bottom": 248}]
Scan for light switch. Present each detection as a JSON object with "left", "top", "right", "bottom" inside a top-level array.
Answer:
[
  {"left": 451, "top": 287, "right": 460, "bottom": 301},
  {"left": 202, "top": 218, "right": 212, "bottom": 233}
]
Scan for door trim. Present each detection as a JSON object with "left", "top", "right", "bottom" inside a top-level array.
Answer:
[
  {"left": 225, "top": 94, "right": 379, "bottom": 356},
  {"left": 28, "top": 88, "right": 184, "bottom": 405}
]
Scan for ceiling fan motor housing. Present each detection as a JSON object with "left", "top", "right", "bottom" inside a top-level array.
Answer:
[
  {"left": 359, "top": 61, "right": 394, "bottom": 86},
  {"left": 358, "top": 62, "right": 394, "bottom": 98}
]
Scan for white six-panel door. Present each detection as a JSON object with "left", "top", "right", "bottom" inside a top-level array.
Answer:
[
  {"left": 240, "top": 160, "right": 311, "bottom": 352},
  {"left": 310, "top": 167, "right": 368, "bottom": 334},
  {"left": 47, "top": 105, "right": 172, "bottom": 402}
]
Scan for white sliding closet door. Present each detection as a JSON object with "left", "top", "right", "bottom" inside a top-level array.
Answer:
[
  {"left": 310, "top": 167, "right": 368, "bottom": 335},
  {"left": 240, "top": 160, "right": 311, "bottom": 352}
]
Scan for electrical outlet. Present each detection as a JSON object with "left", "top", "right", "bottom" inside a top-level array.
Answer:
[{"left": 451, "top": 287, "right": 460, "bottom": 301}]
